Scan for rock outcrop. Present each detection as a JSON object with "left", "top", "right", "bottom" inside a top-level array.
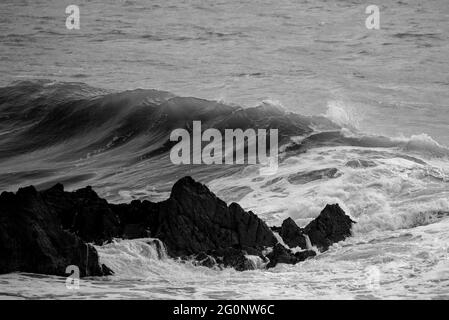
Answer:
[
  {"left": 266, "top": 243, "right": 316, "bottom": 268},
  {"left": 41, "top": 183, "right": 121, "bottom": 244},
  {"left": 278, "top": 217, "right": 307, "bottom": 249},
  {"left": 303, "top": 204, "right": 355, "bottom": 251},
  {"left": 0, "top": 176, "right": 355, "bottom": 276},
  {"left": 0, "top": 186, "right": 110, "bottom": 277},
  {"left": 154, "top": 177, "right": 277, "bottom": 257},
  {"left": 273, "top": 203, "right": 355, "bottom": 253}
]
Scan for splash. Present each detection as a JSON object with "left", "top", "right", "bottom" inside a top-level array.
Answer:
[
  {"left": 95, "top": 238, "right": 168, "bottom": 279},
  {"left": 323, "top": 100, "right": 362, "bottom": 131}
]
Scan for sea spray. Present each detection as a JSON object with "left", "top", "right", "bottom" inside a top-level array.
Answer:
[
  {"left": 96, "top": 238, "right": 168, "bottom": 279},
  {"left": 244, "top": 255, "right": 267, "bottom": 269}
]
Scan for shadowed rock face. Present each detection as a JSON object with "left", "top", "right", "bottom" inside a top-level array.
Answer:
[
  {"left": 303, "top": 204, "right": 355, "bottom": 251},
  {"left": 155, "top": 177, "right": 277, "bottom": 257},
  {"left": 0, "top": 186, "right": 110, "bottom": 277},
  {"left": 266, "top": 243, "right": 316, "bottom": 268},
  {"left": 274, "top": 204, "right": 355, "bottom": 253},
  {"left": 0, "top": 176, "right": 355, "bottom": 276},
  {"left": 278, "top": 217, "right": 307, "bottom": 249},
  {"left": 41, "top": 183, "right": 121, "bottom": 244}
]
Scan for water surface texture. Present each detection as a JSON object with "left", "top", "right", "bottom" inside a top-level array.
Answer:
[{"left": 0, "top": 0, "right": 449, "bottom": 299}]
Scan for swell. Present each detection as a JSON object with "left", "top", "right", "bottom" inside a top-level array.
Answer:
[
  {"left": 0, "top": 80, "right": 317, "bottom": 162},
  {"left": 1, "top": 80, "right": 448, "bottom": 197}
]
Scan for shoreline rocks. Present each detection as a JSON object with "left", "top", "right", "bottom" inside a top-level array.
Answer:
[
  {"left": 0, "top": 186, "right": 111, "bottom": 277},
  {"left": 155, "top": 177, "right": 277, "bottom": 257},
  {"left": 303, "top": 204, "right": 355, "bottom": 251},
  {"left": 0, "top": 176, "right": 355, "bottom": 277},
  {"left": 277, "top": 217, "right": 308, "bottom": 249}
]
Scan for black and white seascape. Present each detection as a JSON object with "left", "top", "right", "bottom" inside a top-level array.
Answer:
[{"left": 0, "top": 0, "right": 449, "bottom": 299}]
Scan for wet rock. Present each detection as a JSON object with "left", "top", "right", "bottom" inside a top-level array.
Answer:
[
  {"left": 274, "top": 204, "right": 355, "bottom": 253},
  {"left": 41, "top": 183, "right": 121, "bottom": 244},
  {"left": 101, "top": 264, "right": 114, "bottom": 276},
  {"left": 193, "top": 252, "right": 217, "bottom": 268},
  {"left": 109, "top": 199, "right": 159, "bottom": 239},
  {"left": 0, "top": 186, "right": 108, "bottom": 277},
  {"left": 0, "top": 176, "right": 355, "bottom": 275},
  {"left": 278, "top": 217, "right": 307, "bottom": 249},
  {"left": 214, "top": 247, "right": 258, "bottom": 271},
  {"left": 122, "top": 224, "right": 151, "bottom": 239},
  {"left": 294, "top": 249, "right": 317, "bottom": 261},
  {"left": 266, "top": 244, "right": 297, "bottom": 268},
  {"left": 303, "top": 204, "right": 355, "bottom": 251},
  {"left": 266, "top": 243, "right": 315, "bottom": 268},
  {"left": 153, "top": 177, "right": 277, "bottom": 260}
]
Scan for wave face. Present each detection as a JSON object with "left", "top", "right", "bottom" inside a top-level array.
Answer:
[
  {"left": 0, "top": 80, "right": 329, "bottom": 199},
  {"left": 1, "top": 80, "right": 449, "bottom": 299}
]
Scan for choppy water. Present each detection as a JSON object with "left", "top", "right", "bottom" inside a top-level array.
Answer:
[{"left": 1, "top": 0, "right": 449, "bottom": 299}]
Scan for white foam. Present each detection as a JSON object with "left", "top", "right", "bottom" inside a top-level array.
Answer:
[
  {"left": 96, "top": 238, "right": 168, "bottom": 279},
  {"left": 209, "top": 146, "right": 449, "bottom": 235},
  {"left": 245, "top": 255, "right": 266, "bottom": 269}
]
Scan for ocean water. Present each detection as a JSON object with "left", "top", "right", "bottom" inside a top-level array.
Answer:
[{"left": 1, "top": 0, "right": 449, "bottom": 299}]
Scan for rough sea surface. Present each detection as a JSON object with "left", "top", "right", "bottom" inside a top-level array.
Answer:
[{"left": 0, "top": 0, "right": 449, "bottom": 299}]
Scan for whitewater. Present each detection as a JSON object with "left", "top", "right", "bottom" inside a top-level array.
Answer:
[{"left": 1, "top": 0, "right": 449, "bottom": 299}]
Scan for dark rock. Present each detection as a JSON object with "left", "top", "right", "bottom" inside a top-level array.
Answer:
[
  {"left": 122, "top": 223, "right": 151, "bottom": 239},
  {"left": 41, "top": 184, "right": 121, "bottom": 244},
  {"left": 214, "top": 247, "right": 257, "bottom": 271},
  {"left": 109, "top": 199, "right": 159, "bottom": 239},
  {"left": 294, "top": 250, "right": 316, "bottom": 261},
  {"left": 278, "top": 217, "right": 307, "bottom": 249},
  {"left": 101, "top": 264, "right": 114, "bottom": 276},
  {"left": 153, "top": 177, "right": 277, "bottom": 261},
  {"left": 0, "top": 176, "right": 356, "bottom": 275},
  {"left": 266, "top": 243, "right": 315, "bottom": 268},
  {"left": 266, "top": 244, "right": 297, "bottom": 268},
  {"left": 303, "top": 204, "right": 355, "bottom": 251},
  {"left": 241, "top": 245, "right": 264, "bottom": 257},
  {"left": 193, "top": 252, "right": 217, "bottom": 268},
  {"left": 0, "top": 186, "right": 108, "bottom": 277},
  {"left": 273, "top": 204, "right": 355, "bottom": 254}
]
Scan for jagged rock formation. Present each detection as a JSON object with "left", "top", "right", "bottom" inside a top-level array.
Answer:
[
  {"left": 155, "top": 177, "right": 277, "bottom": 256},
  {"left": 0, "top": 186, "right": 111, "bottom": 277},
  {"left": 278, "top": 217, "right": 308, "bottom": 249},
  {"left": 272, "top": 204, "right": 355, "bottom": 253},
  {"left": 41, "top": 183, "right": 121, "bottom": 244},
  {"left": 303, "top": 204, "right": 355, "bottom": 251},
  {"left": 0, "top": 176, "right": 355, "bottom": 276}
]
